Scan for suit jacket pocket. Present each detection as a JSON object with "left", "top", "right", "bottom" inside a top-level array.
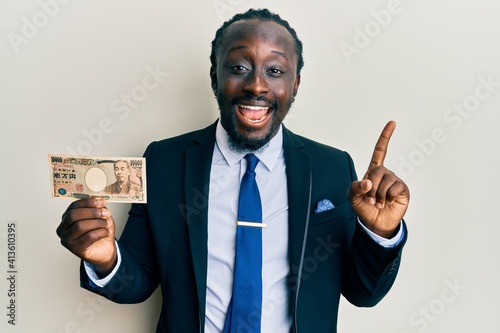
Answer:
[{"left": 308, "top": 203, "right": 352, "bottom": 227}]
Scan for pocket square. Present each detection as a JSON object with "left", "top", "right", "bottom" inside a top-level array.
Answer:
[{"left": 314, "top": 199, "right": 335, "bottom": 213}]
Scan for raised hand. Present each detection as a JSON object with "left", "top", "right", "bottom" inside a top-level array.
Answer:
[
  {"left": 347, "top": 121, "right": 410, "bottom": 238},
  {"left": 56, "top": 198, "right": 117, "bottom": 277}
]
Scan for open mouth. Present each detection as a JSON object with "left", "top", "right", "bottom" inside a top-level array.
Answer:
[{"left": 236, "top": 104, "right": 272, "bottom": 125}]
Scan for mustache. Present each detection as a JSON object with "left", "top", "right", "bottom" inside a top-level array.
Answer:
[{"left": 230, "top": 95, "right": 278, "bottom": 109}]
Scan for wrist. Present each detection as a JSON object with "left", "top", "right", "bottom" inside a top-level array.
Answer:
[
  {"left": 362, "top": 220, "right": 400, "bottom": 239},
  {"left": 94, "top": 253, "right": 117, "bottom": 279}
]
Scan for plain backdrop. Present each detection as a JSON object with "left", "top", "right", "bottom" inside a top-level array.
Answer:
[{"left": 1, "top": 0, "right": 499, "bottom": 332}]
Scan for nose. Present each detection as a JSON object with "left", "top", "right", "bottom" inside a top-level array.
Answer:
[{"left": 242, "top": 70, "right": 268, "bottom": 96}]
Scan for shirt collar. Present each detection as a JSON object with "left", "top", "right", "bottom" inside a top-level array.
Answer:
[{"left": 215, "top": 120, "right": 283, "bottom": 171}]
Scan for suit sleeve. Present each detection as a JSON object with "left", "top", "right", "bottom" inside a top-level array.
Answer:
[
  {"left": 341, "top": 152, "right": 408, "bottom": 307},
  {"left": 80, "top": 142, "right": 161, "bottom": 303}
]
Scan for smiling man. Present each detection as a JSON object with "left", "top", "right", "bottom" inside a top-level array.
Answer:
[
  {"left": 57, "top": 8, "right": 410, "bottom": 333},
  {"left": 211, "top": 16, "right": 300, "bottom": 153}
]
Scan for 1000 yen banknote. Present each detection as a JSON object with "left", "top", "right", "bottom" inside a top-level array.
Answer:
[{"left": 49, "top": 155, "right": 147, "bottom": 203}]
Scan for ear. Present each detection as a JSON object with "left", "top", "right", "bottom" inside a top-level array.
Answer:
[
  {"left": 293, "top": 73, "right": 301, "bottom": 97},
  {"left": 210, "top": 66, "right": 217, "bottom": 94}
]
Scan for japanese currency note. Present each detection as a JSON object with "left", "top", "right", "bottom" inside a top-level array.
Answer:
[{"left": 48, "top": 155, "right": 147, "bottom": 203}]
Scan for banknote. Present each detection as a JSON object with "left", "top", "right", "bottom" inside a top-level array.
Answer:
[{"left": 48, "top": 155, "right": 147, "bottom": 203}]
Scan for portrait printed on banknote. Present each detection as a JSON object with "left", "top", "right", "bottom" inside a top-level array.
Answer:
[{"left": 48, "top": 155, "right": 147, "bottom": 203}]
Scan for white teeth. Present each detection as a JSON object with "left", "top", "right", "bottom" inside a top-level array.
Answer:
[
  {"left": 238, "top": 104, "right": 270, "bottom": 123},
  {"left": 244, "top": 113, "right": 268, "bottom": 123},
  {"left": 238, "top": 104, "right": 269, "bottom": 111}
]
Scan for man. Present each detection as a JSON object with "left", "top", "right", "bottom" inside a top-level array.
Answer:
[
  {"left": 57, "top": 8, "right": 409, "bottom": 333},
  {"left": 102, "top": 160, "right": 142, "bottom": 196}
]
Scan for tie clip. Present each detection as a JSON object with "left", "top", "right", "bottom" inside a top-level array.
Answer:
[{"left": 236, "top": 221, "right": 267, "bottom": 228}]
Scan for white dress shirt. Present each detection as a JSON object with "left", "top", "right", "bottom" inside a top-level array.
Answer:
[
  {"left": 85, "top": 121, "right": 404, "bottom": 333},
  {"left": 205, "top": 122, "right": 291, "bottom": 332}
]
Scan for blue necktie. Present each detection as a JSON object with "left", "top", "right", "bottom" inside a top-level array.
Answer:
[{"left": 223, "top": 154, "right": 263, "bottom": 333}]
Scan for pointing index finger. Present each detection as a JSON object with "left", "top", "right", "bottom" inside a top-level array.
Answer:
[{"left": 366, "top": 120, "right": 396, "bottom": 174}]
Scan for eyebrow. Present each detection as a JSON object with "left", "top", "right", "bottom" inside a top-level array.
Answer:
[
  {"left": 227, "top": 45, "right": 247, "bottom": 54},
  {"left": 271, "top": 50, "right": 288, "bottom": 61},
  {"left": 226, "top": 45, "right": 289, "bottom": 61}
]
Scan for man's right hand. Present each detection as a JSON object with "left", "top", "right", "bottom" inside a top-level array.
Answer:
[{"left": 57, "top": 198, "right": 117, "bottom": 278}]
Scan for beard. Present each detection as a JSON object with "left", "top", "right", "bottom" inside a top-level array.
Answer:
[
  {"left": 223, "top": 111, "right": 276, "bottom": 154},
  {"left": 217, "top": 94, "right": 292, "bottom": 154}
]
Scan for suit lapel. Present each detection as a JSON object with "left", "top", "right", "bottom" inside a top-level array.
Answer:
[
  {"left": 282, "top": 128, "right": 312, "bottom": 292},
  {"left": 183, "top": 123, "right": 312, "bottom": 328},
  {"left": 184, "top": 122, "right": 217, "bottom": 329}
]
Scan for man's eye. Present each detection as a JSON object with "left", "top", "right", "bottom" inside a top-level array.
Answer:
[
  {"left": 230, "top": 65, "right": 248, "bottom": 72},
  {"left": 268, "top": 68, "right": 284, "bottom": 75}
]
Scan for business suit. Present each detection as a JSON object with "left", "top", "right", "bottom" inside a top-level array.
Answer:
[{"left": 81, "top": 121, "right": 407, "bottom": 332}]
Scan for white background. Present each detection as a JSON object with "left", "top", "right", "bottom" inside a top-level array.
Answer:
[{"left": 1, "top": 0, "right": 499, "bottom": 332}]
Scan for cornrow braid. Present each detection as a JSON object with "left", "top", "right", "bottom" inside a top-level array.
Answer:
[{"left": 210, "top": 8, "right": 304, "bottom": 75}]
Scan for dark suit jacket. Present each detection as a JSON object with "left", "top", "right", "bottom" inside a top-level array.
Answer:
[{"left": 81, "top": 121, "right": 407, "bottom": 332}]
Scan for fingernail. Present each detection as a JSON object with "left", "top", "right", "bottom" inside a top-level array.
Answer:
[
  {"left": 361, "top": 181, "right": 368, "bottom": 191},
  {"left": 376, "top": 202, "right": 384, "bottom": 209},
  {"left": 366, "top": 197, "right": 375, "bottom": 205},
  {"left": 102, "top": 209, "right": 110, "bottom": 217}
]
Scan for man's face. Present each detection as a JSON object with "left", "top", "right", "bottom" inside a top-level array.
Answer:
[
  {"left": 211, "top": 19, "right": 301, "bottom": 152},
  {"left": 114, "top": 161, "right": 130, "bottom": 183}
]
